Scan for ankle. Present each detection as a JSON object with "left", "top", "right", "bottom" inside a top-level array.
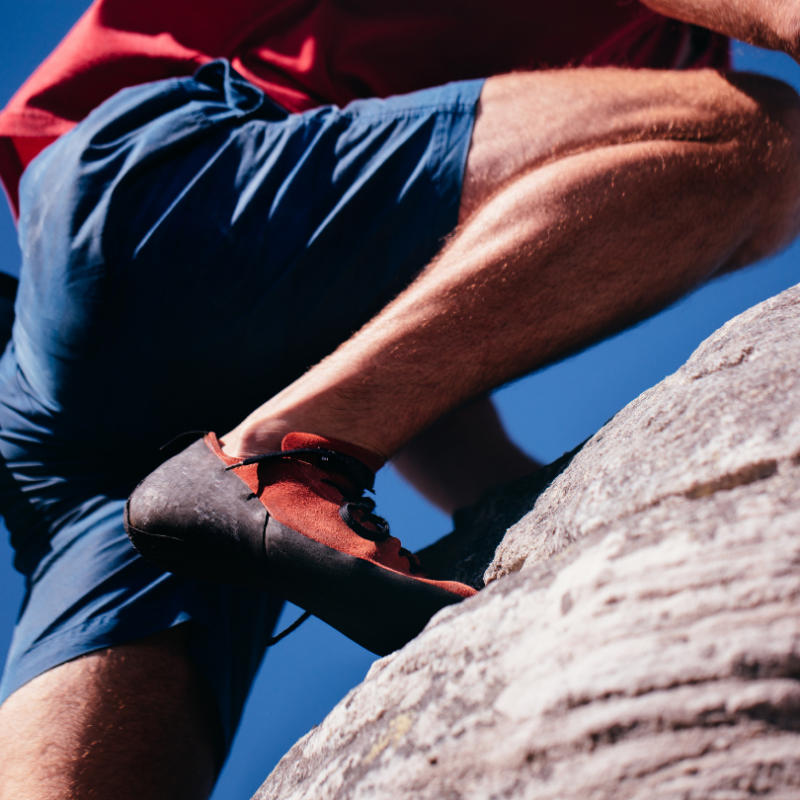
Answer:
[
  {"left": 219, "top": 421, "right": 291, "bottom": 459},
  {"left": 220, "top": 417, "right": 391, "bottom": 464}
]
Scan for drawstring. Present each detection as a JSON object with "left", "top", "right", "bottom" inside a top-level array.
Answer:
[{"left": 265, "top": 609, "right": 312, "bottom": 646}]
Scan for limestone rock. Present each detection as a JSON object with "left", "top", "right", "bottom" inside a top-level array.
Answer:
[{"left": 253, "top": 285, "right": 800, "bottom": 800}]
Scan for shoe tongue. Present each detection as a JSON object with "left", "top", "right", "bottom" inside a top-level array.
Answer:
[{"left": 280, "top": 432, "right": 385, "bottom": 473}]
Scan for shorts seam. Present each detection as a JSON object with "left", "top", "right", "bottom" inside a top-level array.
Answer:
[{"left": 337, "top": 103, "right": 478, "bottom": 123}]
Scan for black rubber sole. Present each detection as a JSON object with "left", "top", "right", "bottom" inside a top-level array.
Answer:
[{"left": 124, "top": 439, "right": 466, "bottom": 655}]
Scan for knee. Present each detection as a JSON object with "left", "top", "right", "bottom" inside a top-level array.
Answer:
[
  {"left": 713, "top": 70, "right": 800, "bottom": 256},
  {"left": 681, "top": 69, "right": 800, "bottom": 166},
  {"left": 727, "top": 70, "right": 800, "bottom": 158}
]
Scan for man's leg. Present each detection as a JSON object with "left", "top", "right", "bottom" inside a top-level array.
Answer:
[
  {"left": 222, "top": 68, "right": 800, "bottom": 460},
  {"left": 0, "top": 628, "right": 218, "bottom": 800},
  {"left": 393, "top": 396, "right": 542, "bottom": 514}
]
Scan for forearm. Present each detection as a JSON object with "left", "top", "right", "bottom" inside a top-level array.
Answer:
[{"left": 641, "top": 0, "right": 800, "bottom": 57}]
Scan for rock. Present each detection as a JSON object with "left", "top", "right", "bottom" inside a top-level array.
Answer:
[
  {"left": 253, "top": 285, "right": 800, "bottom": 800},
  {"left": 415, "top": 441, "right": 584, "bottom": 589}
]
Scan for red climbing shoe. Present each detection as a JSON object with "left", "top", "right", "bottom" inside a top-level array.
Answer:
[{"left": 124, "top": 432, "right": 476, "bottom": 655}]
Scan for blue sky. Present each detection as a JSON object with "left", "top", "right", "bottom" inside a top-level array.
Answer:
[{"left": 0, "top": 3, "right": 799, "bottom": 797}]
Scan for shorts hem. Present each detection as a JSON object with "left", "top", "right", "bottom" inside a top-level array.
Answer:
[{"left": 0, "top": 606, "right": 194, "bottom": 706}]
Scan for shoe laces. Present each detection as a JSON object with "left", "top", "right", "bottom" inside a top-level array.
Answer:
[{"left": 226, "top": 447, "right": 422, "bottom": 574}]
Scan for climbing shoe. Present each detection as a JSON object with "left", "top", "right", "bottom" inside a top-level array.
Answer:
[{"left": 124, "top": 432, "right": 476, "bottom": 655}]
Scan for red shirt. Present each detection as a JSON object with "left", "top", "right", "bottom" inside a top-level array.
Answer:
[{"left": 0, "top": 0, "right": 728, "bottom": 218}]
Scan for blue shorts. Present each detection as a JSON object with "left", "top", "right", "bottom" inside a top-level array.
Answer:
[{"left": 0, "top": 60, "right": 483, "bottom": 756}]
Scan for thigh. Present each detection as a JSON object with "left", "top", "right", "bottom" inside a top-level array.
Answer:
[
  {"left": 460, "top": 67, "right": 800, "bottom": 223},
  {"left": 0, "top": 627, "right": 217, "bottom": 800}
]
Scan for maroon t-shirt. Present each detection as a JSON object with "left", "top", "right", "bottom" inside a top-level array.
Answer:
[{"left": 0, "top": 0, "right": 728, "bottom": 217}]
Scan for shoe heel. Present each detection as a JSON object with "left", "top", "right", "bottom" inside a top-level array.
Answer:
[{"left": 124, "top": 439, "right": 269, "bottom": 587}]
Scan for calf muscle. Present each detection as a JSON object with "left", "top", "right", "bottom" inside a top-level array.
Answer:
[
  {"left": 0, "top": 628, "right": 218, "bottom": 800},
  {"left": 225, "top": 68, "right": 800, "bottom": 459},
  {"left": 462, "top": 68, "right": 800, "bottom": 234}
]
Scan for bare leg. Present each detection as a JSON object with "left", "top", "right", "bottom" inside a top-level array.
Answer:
[
  {"left": 393, "top": 396, "right": 541, "bottom": 514},
  {"left": 0, "top": 628, "right": 218, "bottom": 800},
  {"left": 223, "top": 68, "right": 800, "bottom": 460}
]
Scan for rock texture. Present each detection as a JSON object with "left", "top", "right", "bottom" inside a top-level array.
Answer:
[{"left": 254, "top": 286, "right": 800, "bottom": 800}]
